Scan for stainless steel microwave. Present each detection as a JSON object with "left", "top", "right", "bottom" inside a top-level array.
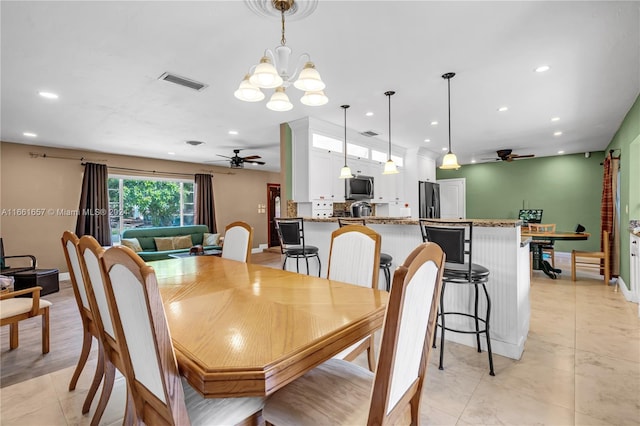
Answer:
[{"left": 347, "top": 175, "right": 374, "bottom": 200}]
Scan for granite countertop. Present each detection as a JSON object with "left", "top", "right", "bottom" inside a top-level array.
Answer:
[{"left": 303, "top": 217, "right": 523, "bottom": 227}]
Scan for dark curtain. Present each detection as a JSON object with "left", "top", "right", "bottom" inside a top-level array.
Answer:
[
  {"left": 600, "top": 153, "right": 620, "bottom": 278},
  {"left": 195, "top": 173, "right": 217, "bottom": 233},
  {"left": 75, "top": 162, "right": 111, "bottom": 246}
]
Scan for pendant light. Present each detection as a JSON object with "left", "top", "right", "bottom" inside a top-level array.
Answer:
[
  {"left": 383, "top": 90, "right": 399, "bottom": 174},
  {"left": 339, "top": 105, "right": 354, "bottom": 179},
  {"left": 440, "top": 72, "right": 461, "bottom": 170}
]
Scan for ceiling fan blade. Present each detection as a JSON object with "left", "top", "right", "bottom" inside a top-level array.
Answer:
[
  {"left": 246, "top": 160, "right": 266, "bottom": 165},
  {"left": 241, "top": 155, "right": 262, "bottom": 160},
  {"left": 513, "top": 154, "right": 535, "bottom": 159},
  {"left": 216, "top": 154, "right": 233, "bottom": 159}
]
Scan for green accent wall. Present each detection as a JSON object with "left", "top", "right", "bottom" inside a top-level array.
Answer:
[
  {"left": 437, "top": 152, "right": 604, "bottom": 253},
  {"left": 437, "top": 94, "right": 640, "bottom": 288}
]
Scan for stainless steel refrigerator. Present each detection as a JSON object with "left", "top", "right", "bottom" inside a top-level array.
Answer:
[{"left": 419, "top": 181, "right": 440, "bottom": 218}]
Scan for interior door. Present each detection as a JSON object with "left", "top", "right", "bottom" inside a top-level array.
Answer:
[
  {"left": 437, "top": 178, "right": 466, "bottom": 219},
  {"left": 267, "top": 184, "right": 281, "bottom": 247}
]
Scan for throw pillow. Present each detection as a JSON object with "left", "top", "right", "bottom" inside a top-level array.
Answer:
[
  {"left": 173, "top": 235, "right": 193, "bottom": 250},
  {"left": 121, "top": 238, "right": 142, "bottom": 252},
  {"left": 203, "top": 232, "right": 220, "bottom": 246},
  {"left": 154, "top": 237, "right": 175, "bottom": 251}
]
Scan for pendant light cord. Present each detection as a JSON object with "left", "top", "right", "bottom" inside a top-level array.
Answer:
[
  {"left": 342, "top": 105, "right": 349, "bottom": 165},
  {"left": 385, "top": 91, "right": 395, "bottom": 159},
  {"left": 447, "top": 76, "right": 452, "bottom": 153},
  {"left": 280, "top": 5, "right": 287, "bottom": 45}
]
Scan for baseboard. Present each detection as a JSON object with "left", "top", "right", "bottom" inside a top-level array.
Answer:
[{"left": 252, "top": 243, "right": 268, "bottom": 254}]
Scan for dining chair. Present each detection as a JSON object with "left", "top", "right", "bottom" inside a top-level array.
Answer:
[
  {"left": 100, "top": 245, "right": 264, "bottom": 425},
  {"left": 221, "top": 221, "right": 254, "bottom": 263},
  {"left": 262, "top": 242, "right": 445, "bottom": 426},
  {"left": 528, "top": 223, "right": 556, "bottom": 268},
  {"left": 0, "top": 286, "right": 51, "bottom": 354},
  {"left": 327, "top": 224, "right": 381, "bottom": 371},
  {"left": 78, "top": 235, "right": 129, "bottom": 426},
  {"left": 572, "top": 230, "right": 610, "bottom": 285},
  {"left": 60, "top": 231, "right": 104, "bottom": 416},
  {"left": 337, "top": 218, "right": 393, "bottom": 291},
  {"left": 275, "top": 217, "right": 321, "bottom": 276}
]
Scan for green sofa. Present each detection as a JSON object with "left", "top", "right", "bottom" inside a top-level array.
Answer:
[{"left": 121, "top": 225, "right": 220, "bottom": 261}]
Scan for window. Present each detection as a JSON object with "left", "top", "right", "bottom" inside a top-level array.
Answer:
[
  {"left": 371, "top": 150, "right": 404, "bottom": 167},
  {"left": 312, "top": 133, "right": 343, "bottom": 152},
  {"left": 347, "top": 143, "right": 368, "bottom": 158},
  {"left": 109, "top": 176, "right": 194, "bottom": 242}
]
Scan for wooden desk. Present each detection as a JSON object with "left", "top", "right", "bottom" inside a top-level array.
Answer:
[
  {"left": 151, "top": 256, "right": 388, "bottom": 398},
  {"left": 521, "top": 231, "right": 590, "bottom": 278}
]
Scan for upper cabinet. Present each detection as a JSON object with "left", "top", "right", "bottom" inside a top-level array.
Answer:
[{"left": 288, "top": 117, "right": 435, "bottom": 206}]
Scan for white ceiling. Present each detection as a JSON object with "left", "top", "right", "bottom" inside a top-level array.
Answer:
[{"left": 1, "top": 1, "right": 639, "bottom": 172}]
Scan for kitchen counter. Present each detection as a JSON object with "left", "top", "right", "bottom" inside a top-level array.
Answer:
[
  {"left": 295, "top": 218, "right": 531, "bottom": 360},
  {"left": 303, "top": 217, "right": 523, "bottom": 227}
]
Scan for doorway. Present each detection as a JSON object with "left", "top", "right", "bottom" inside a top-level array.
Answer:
[{"left": 267, "top": 184, "right": 281, "bottom": 247}]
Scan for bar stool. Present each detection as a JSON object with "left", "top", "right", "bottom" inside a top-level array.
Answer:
[
  {"left": 338, "top": 218, "right": 393, "bottom": 291},
  {"left": 275, "top": 217, "right": 321, "bottom": 276},
  {"left": 419, "top": 219, "right": 495, "bottom": 376}
]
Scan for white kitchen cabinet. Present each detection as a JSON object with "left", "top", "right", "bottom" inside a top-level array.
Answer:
[
  {"left": 309, "top": 148, "right": 345, "bottom": 202},
  {"left": 374, "top": 172, "right": 405, "bottom": 203},
  {"left": 630, "top": 233, "right": 639, "bottom": 305}
]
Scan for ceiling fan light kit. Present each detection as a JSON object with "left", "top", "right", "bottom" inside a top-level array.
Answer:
[
  {"left": 236, "top": 0, "right": 327, "bottom": 111},
  {"left": 439, "top": 72, "right": 461, "bottom": 170}
]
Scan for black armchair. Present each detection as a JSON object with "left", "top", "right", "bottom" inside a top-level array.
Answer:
[{"left": 0, "top": 238, "right": 37, "bottom": 276}]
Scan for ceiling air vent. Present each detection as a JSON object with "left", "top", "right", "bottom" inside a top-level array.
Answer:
[
  {"left": 158, "top": 72, "right": 208, "bottom": 91},
  {"left": 360, "top": 130, "right": 379, "bottom": 137}
]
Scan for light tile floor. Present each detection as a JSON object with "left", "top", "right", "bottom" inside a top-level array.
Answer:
[{"left": 1, "top": 253, "right": 638, "bottom": 425}]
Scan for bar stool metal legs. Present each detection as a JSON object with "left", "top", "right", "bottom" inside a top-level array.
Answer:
[{"left": 434, "top": 278, "right": 495, "bottom": 376}]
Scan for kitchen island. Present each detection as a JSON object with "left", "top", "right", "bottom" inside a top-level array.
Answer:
[{"left": 294, "top": 217, "right": 530, "bottom": 360}]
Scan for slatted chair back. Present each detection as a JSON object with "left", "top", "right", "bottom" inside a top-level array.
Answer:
[
  {"left": 221, "top": 221, "right": 253, "bottom": 263},
  {"left": 368, "top": 242, "right": 445, "bottom": 424},
  {"left": 529, "top": 223, "right": 556, "bottom": 233},
  {"left": 327, "top": 224, "right": 381, "bottom": 289}
]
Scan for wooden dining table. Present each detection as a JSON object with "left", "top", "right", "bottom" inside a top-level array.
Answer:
[
  {"left": 149, "top": 255, "right": 389, "bottom": 398},
  {"left": 521, "top": 230, "right": 590, "bottom": 278}
]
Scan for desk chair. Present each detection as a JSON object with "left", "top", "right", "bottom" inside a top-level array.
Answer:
[
  {"left": 100, "top": 245, "right": 264, "bottom": 425},
  {"left": 528, "top": 223, "right": 556, "bottom": 268},
  {"left": 419, "top": 219, "right": 495, "bottom": 376},
  {"left": 275, "top": 217, "right": 321, "bottom": 276},
  {"left": 328, "top": 225, "right": 381, "bottom": 371},
  {"left": 572, "top": 231, "right": 610, "bottom": 285},
  {"left": 221, "top": 221, "right": 253, "bottom": 263},
  {"left": 263, "top": 242, "right": 445, "bottom": 426},
  {"left": 0, "top": 286, "right": 51, "bottom": 354},
  {"left": 61, "top": 231, "right": 104, "bottom": 416},
  {"left": 338, "top": 218, "right": 394, "bottom": 291},
  {"left": 0, "top": 237, "right": 37, "bottom": 276}
]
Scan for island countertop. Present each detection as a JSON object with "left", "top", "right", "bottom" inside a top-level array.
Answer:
[{"left": 303, "top": 217, "right": 523, "bottom": 227}]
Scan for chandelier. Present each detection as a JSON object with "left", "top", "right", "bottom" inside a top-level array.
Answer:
[{"left": 234, "top": 0, "right": 328, "bottom": 111}]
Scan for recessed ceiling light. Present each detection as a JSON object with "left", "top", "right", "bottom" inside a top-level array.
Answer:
[
  {"left": 168, "top": 152, "right": 175, "bottom": 155},
  {"left": 228, "top": 130, "right": 238, "bottom": 135},
  {"left": 497, "top": 106, "right": 508, "bottom": 112},
  {"left": 471, "top": 159, "right": 477, "bottom": 163},
  {"left": 551, "top": 117, "right": 560, "bottom": 122},
  {"left": 554, "top": 131, "right": 563, "bottom": 136},
  {"left": 558, "top": 150, "right": 565, "bottom": 154},
  {"left": 424, "top": 139, "right": 431, "bottom": 143},
  {"left": 365, "top": 112, "right": 374, "bottom": 117},
  {"left": 442, "top": 147, "right": 448, "bottom": 151},
  {"left": 431, "top": 121, "right": 438, "bottom": 126},
  {"left": 535, "top": 65, "right": 550, "bottom": 73},
  {"left": 23, "top": 132, "right": 37, "bottom": 137},
  {"left": 38, "top": 91, "right": 59, "bottom": 99}
]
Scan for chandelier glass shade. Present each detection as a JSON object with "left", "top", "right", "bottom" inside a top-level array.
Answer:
[
  {"left": 235, "top": 0, "right": 327, "bottom": 111},
  {"left": 266, "top": 87, "right": 293, "bottom": 112},
  {"left": 439, "top": 72, "right": 461, "bottom": 170},
  {"left": 382, "top": 90, "right": 399, "bottom": 175},
  {"left": 339, "top": 105, "right": 353, "bottom": 179}
]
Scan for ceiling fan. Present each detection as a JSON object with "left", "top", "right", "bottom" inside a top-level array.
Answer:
[
  {"left": 486, "top": 149, "right": 535, "bottom": 162},
  {"left": 213, "top": 149, "right": 265, "bottom": 169}
]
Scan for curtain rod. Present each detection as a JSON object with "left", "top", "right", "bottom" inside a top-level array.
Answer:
[
  {"left": 29, "top": 152, "right": 108, "bottom": 162},
  {"left": 29, "top": 151, "right": 232, "bottom": 176}
]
